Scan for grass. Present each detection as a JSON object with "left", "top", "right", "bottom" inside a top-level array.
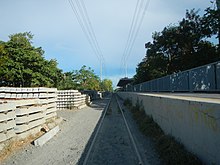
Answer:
[
  {"left": 123, "top": 98, "right": 132, "bottom": 107},
  {"left": 124, "top": 99, "right": 203, "bottom": 165}
]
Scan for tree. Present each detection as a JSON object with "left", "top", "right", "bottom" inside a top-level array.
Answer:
[
  {"left": 202, "top": 3, "right": 220, "bottom": 48},
  {"left": 57, "top": 72, "right": 77, "bottom": 90},
  {"left": 0, "top": 32, "right": 62, "bottom": 87},
  {"left": 100, "top": 79, "right": 113, "bottom": 92},
  {"left": 134, "top": 7, "right": 220, "bottom": 84},
  {"left": 57, "top": 66, "right": 113, "bottom": 91},
  {"left": 72, "top": 65, "right": 101, "bottom": 90}
]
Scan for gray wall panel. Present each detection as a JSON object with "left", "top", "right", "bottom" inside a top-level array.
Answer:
[
  {"left": 189, "top": 64, "right": 215, "bottom": 91},
  {"left": 216, "top": 62, "right": 220, "bottom": 90}
]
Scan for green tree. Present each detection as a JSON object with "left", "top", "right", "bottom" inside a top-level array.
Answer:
[
  {"left": 202, "top": 4, "right": 220, "bottom": 48},
  {"left": 100, "top": 79, "right": 113, "bottom": 92},
  {"left": 72, "top": 65, "right": 101, "bottom": 90},
  {"left": 134, "top": 7, "right": 219, "bottom": 84},
  {"left": 57, "top": 72, "right": 77, "bottom": 90},
  {"left": 0, "top": 32, "right": 62, "bottom": 87}
]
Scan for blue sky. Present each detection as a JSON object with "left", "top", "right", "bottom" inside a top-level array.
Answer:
[{"left": 0, "top": 0, "right": 214, "bottom": 87}]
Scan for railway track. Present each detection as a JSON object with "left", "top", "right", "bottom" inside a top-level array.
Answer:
[{"left": 82, "top": 94, "right": 144, "bottom": 165}]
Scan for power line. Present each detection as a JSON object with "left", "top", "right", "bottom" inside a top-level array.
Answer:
[
  {"left": 68, "top": 0, "right": 100, "bottom": 61},
  {"left": 80, "top": 0, "right": 105, "bottom": 81},
  {"left": 81, "top": 0, "right": 105, "bottom": 63},
  {"left": 121, "top": 0, "right": 150, "bottom": 77},
  {"left": 68, "top": 0, "right": 105, "bottom": 80},
  {"left": 120, "top": 0, "right": 141, "bottom": 77},
  {"left": 126, "top": 0, "right": 150, "bottom": 61}
]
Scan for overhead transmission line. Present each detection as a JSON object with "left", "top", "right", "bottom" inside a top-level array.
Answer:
[
  {"left": 68, "top": 0, "right": 105, "bottom": 81},
  {"left": 121, "top": 0, "right": 150, "bottom": 77}
]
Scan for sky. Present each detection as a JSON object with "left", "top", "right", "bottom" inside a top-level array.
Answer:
[{"left": 0, "top": 0, "right": 214, "bottom": 88}]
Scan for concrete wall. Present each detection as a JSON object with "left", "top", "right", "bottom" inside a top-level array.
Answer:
[{"left": 118, "top": 92, "right": 220, "bottom": 165}]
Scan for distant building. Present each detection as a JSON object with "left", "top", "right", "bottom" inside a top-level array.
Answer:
[{"left": 117, "top": 77, "right": 133, "bottom": 91}]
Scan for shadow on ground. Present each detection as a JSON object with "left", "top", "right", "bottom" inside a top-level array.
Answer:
[
  {"left": 77, "top": 95, "right": 112, "bottom": 165},
  {"left": 89, "top": 98, "right": 110, "bottom": 111}
]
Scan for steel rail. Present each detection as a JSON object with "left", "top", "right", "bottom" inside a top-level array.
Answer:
[
  {"left": 83, "top": 94, "right": 143, "bottom": 165},
  {"left": 116, "top": 95, "right": 144, "bottom": 165},
  {"left": 83, "top": 95, "right": 112, "bottom": 165}
]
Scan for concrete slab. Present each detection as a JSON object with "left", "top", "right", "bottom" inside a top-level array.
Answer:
[{"left": 33, "top": 126, "right": 60, "bottom": 147}]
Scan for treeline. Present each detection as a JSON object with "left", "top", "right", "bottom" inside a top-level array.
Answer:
[
  {"left": 58, "top": 65, "right": 113, "bottom": 91},
  {"left": 0, "top": 32, "right": 113, "bottom": 91},
  {"left": 134, "top": 6, "right": 220, "bottom": 84}
]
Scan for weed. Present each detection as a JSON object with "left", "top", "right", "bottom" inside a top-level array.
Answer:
[
  {"left": 124, "top": 99, "right": 203, "bottom": 165},
  {"left": 123, "top": 98, "right": 132, "bottom": 107}
]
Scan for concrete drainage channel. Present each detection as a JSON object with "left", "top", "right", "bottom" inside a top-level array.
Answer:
[{"left": 81, "top": 94, "right": 145, "bottom": 165}]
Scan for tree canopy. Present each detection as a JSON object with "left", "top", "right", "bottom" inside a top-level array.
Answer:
[
  {"left": 58, "top": 65, "right": 113, "bottom": 91},
  {"left": 0, "top": 32, "right": 113, "bottom": 91},
  {"left": 100, "top": 79, "right": 113, "bottom": 92},
  {"left": 134, "top": 5, "right": 220, "bottom": 84},
  {"left": 0, "top": 32, "right": 62, "bottom": 87}
]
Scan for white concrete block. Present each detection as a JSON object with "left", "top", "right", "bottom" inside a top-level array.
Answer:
[
  {"left": 16, "top": 125, "right": 42, "bottom": 139},
  {"left": 46, "top": 107, "right": 57, "bottom": 114},
  {"left": 32, "top": 88, "right": 39, "bottom": 92},
  {"left": 5, "top": 93, "right": 11, "bottom": 98},
  {"left": 11, "top": 94, "right": 16, "bottom": 98},
  {"left": 22, "top": 93, "right": 28, "bottom": 98},
  {"left": 33, "top": 126, "right": 59, "bottom": 147},
  {"left": 0, "top": 129, "right": 15, "bottom": 143},
  {"left": 0, "top": 111, "right": 16, "bottom": 122},
  {"left": 45, "top": 112, "right": 57, "bottom": 120},
  {"left": 0, "top": 103, "right": 16, "bottom": 112},
  {"left": 10, "top": 88, "right": 17, "bottom": 92},
  {"left": 8, "top": 99, "right": 41, "bottom": 107},
  {"left": 15, "top": 113, "right": 44, "bottom": 124},
  {"left": 0, "top": 87, "right": 5, "bottom": 92},
  {"left": 15, "top": 106, "right": 46, "bottom": 116},
  {"left": 0, "top": 93, "right": 5, "bottom": 98},
  {"left": 16, "top": 93, "right": 22, "bottom": 98},
  {"left": 14, "top": 118, "right": 45, "bottom": 133},
  {"left": 4, "top": 88, "right": 11, "bottom": 92},
  {"left": 0, "top": 120, "right": 16, "bottom": 132},
  {"left": 16, "top": 88, "right": 22, "bottom": 92}
]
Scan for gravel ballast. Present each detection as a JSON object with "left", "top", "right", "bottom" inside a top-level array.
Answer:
[
  {"left": 79, "top": 95, "right": 161, "bottom": 165},
  {"left": 81, "top": 96, "right": 139, "bottom": 165}
]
